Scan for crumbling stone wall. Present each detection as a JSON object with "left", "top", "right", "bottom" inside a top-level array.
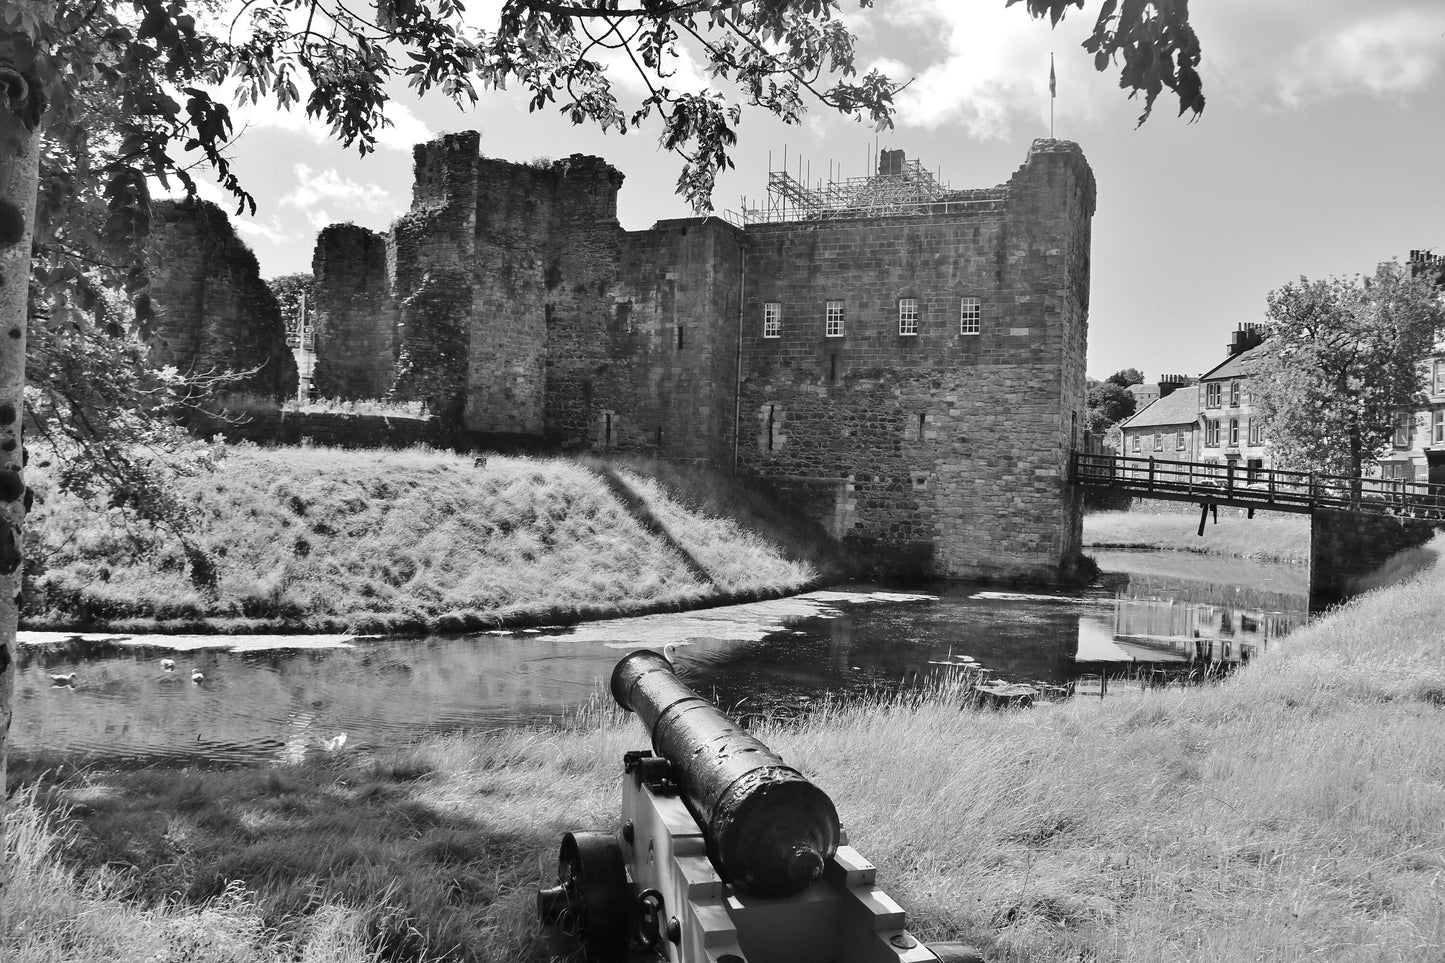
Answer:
[
  {"left": 311, "top": 224, "right": 396, "bottom": 399},
  {"left": 146, "top": 199, "right": 297, "bottom": 399},
  {"left": 297, "top": 132, "right": 1095, "bottom": 583}
]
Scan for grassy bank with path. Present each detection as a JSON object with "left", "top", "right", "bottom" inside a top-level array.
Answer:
[
  {"left": 23, "top": 444, "right": 844, "bottom": 634},
  {"left": 1085, "top": 507, "right": 1312, "bottom": 563},
  {"left": 8, "top": 536, "right": 1445, "bottom": 962}
]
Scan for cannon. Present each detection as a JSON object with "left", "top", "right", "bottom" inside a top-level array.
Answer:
[{"left": 538, "top": 648, "right": 982, "bottom": 963}]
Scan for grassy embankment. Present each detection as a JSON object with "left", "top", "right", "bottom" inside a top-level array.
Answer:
[
  {"left": 1084, "top": 508, "right": 1312, "bottom": 563},
  {"left": 8, "top": 538, "right": 1445, "bottom": 962},
  {"left": 23, "top": 444, "right": 843, "bottom": 634}
]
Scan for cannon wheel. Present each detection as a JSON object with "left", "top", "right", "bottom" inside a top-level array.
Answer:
[{"left": 555, "top": 831, "right": 630, "bottom": 963}]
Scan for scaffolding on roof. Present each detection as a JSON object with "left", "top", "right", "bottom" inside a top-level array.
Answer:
[{"left": 727, "top": 149, "right": 1006, "bottom": 225}]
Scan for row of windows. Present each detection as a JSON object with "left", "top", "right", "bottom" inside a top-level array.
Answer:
[
  {"left": 1203, "top": 380, "right": 1245, "bottom": 408},
  {"left": 761, "top": 298, "right": 983, "bottom": 339},
  {"left": 1131, "top": 417, "right": 1264, "bottom": 452}
]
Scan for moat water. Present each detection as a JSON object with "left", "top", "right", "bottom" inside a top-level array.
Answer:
[{"left": 11, "top": 550, "right": 1308, "bottom": 766}]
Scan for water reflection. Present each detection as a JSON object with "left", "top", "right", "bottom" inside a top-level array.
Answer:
[{"left": 12, "top": 551, "right": 1309, "bottom": 765}]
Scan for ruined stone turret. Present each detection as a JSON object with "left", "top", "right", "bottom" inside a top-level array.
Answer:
[{"left": 146, "top": 198, "right": 297, "bottom": 399}]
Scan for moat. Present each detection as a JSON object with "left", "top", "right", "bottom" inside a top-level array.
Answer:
[{"left": 12, "top": 551, "right": 1308, "bottom": 766}]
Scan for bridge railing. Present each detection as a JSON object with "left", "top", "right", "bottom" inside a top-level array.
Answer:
[{"left": 1072, "top": 452, "right": 1445, "bottom": 518}]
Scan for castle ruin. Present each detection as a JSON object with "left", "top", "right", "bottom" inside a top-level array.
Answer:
[{"left": 308, "top": 131, "right": 1095, "bottom": 581}]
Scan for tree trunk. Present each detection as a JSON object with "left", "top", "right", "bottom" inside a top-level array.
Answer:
[{"left": 0, "top": 31, "right": 43, "bottom": 891}]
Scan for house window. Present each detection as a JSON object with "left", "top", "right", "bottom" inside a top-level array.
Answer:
[
  {"left": 763, "top": 302, "right": 781, "bottom": 339},
  {"left": 1229, "top": 418, "right": 1240, "bottom": 446},
  {"left": 1153, "top": 432, "right": 1162, "bottom": 452},
  {"left": 825, "top": 300, "right": 845, "bottom": 337},
  {"left": 1229, "top": 381, "right": 1241, "bottom": 407},
  {"left": 898, "top": 298, "right": 919, "bottom": 336},
  {"left": 1205, "top": 420, "right": 1221, "bottom": 448},
  {"left": 1434, "top": 410, "right": 1444, "bottom": 445},
  {"left": 1394, "top": 411, "right": 1412, "bottom": 448},
  {"left": 1176, "top": 430, "right": 1186, "bottom": 451},
  {"left": 1131, "top": 433, "right": 1141, "bottom": 453},
  {"left": 1249, "top": 418, "right": 1263, "bottom": 446},
  {"left": 1434, "top": 360, "right": 1445, "bottom": 395},
  {"left": 1206, "top": 383, "right": 1221, "bottom": 408},
  {"left": 960, "top": 297, "right": 981, "bottom": 335}
]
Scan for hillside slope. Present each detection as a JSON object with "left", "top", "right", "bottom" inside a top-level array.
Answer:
[{"left": 23, "top": 446, "right": 842, "bottom": 633}]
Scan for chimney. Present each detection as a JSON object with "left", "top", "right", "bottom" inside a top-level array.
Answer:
[{"left": 878, "top": 148, "right": 906, "bottom": 176}]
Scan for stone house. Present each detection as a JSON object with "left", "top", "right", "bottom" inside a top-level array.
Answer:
[
  {"left": 1195, "top": 328, "right": 1272, "bottom": 477},
  {"left": 1117, "top": 385, "right": 1199, "bottom": 470}
]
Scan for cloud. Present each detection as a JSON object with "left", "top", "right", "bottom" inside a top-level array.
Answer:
[
  {"left": 281, "top": 165, "right": 394, "bottom": 212},
  {"left": 1199, "top": 2, "right": 1445, "bottom": 107},
  {"left": 855, "top": 0, "right": 1445, "bottom": 137},
  {"left": 233, "top": 215, "right": 286, "bottom": 246}
]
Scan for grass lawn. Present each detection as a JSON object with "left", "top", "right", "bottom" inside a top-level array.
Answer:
[
  {"left": 23, "top": 445, "right": 842, "bottom": 634},
  {"left": 9, "top": 537, "right": 1445, "bottom": 962},
  {"left": 1084, "top": 508, "right": 1312, "bottom": 563}
]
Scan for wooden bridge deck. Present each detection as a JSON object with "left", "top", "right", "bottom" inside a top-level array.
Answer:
[{"left": 1072, "top": 453, "right": 1445, "bottom": 520}]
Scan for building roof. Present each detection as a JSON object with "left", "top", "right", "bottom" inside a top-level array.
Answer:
[
  {"left": 1120, "top": 387, "right": 1199, "bottom": 430},
  {"left": 1200, "top": 342, "right": 1268, "bottom": 382}
]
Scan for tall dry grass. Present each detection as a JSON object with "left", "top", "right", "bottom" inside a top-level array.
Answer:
[
  {"left": 15, "top": 542, "right": 1445, "bottom": 962},
  {"left": 24, "top": 445, "right": 837, "bottom": 633},
  {"left": 2, "top": 785, "right": 381, "bottom": 963}
]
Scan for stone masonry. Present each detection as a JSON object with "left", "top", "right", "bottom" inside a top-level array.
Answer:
[
  {"left": 146, "top": 198, "right": 297, "bottom": 399},
  {"left": 302, "top": 133, "right": 1096, "bottom": 582}
]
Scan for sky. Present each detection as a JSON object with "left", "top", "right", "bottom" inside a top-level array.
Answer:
[{"left": 190, "top": 0, "right": 1445, "bottom": 382}]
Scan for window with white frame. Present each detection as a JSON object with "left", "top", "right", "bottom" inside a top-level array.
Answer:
[
  {"left": 1434, "top": 361, "right": 1445, "bottom": 395},
  {"left": 763, "top": 302, "right": 781, "bottom": 338},
  {"left": 1434, "top": 409, "right": 1445, "bottom": 445},
  {"left": 1229, "top": 380, "right": 1241, "bottom": 406},
  {"left": 1205, "top": 419, "right": 1220, "bottom": 447},
  {"left": 1153, "top": 432, "right": 1162, "bottom": 451},
  {"left": 959, "top": 297, "right": 981, "bottom": 335},
  {"left": 1228, "top": 418, "right": 1240, "bottom": 446},
  {"left": 1205, "top": 382, "right": 1221, "bottom": 408},
  {"left": 1249, "top": 418, "right": 1263, "bottom": 446},
  {"left": 1131, "top": 433, "right": 1141, "bottom": 453},
  {"left": 825, "top": 300, "right": 845, "bottom": 337},
  {"left": 1394, "top": 411, "right": 1412, "bottom": 448},
  {"left": 1176, "top": 430, "right": 1186, "bottom": 450},
  {"left": 898, "top": 298, "right": 919, "bottom": 336}
]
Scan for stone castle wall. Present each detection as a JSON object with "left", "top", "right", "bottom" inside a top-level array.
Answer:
[
  {"left": 146, "top": 199, "right": 297, "bottom": 399},
  {"left": 301, "top": 134, "right": 1094, "bottom": 581},
  {"left": 311, "top": 224, "right": 396, "bottom": 399}
]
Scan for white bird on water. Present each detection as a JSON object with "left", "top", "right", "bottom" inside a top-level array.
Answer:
[
  {"left": 160, "top": 659, "right": 175, "bottom": 671},
  {"left": 191, "top": 669, "right": 205, "bottom": 684},
  {"left": 662, "top": 644, "right": 678, "bottom": 666},
  {"left": 322, "top": 733, "right": 348, "bottom": 752},
  {"left": 48, "top": 672, "right": 78, "bottom": 686}
]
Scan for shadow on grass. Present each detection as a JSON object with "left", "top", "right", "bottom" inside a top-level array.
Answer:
[{"left": 9, "top": 754, "right": 570, "bottom": 963}]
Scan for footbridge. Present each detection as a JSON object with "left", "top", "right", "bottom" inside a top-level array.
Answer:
[{"left": 1071, "top": 453, "right": 1444, "bottom": 607}]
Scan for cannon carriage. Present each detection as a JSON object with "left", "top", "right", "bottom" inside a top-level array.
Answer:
[{"left": 538, "top": 649, "right": 981, "bottom": 963}]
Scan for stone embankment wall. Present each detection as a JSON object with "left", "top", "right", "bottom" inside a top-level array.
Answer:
[
  {"left": 146, "top": 199, "right": 297, "bottom": 399},
  {"left": 296, "top": 134, "right": 1095, "bottom": 581},
  {"left": 189, "top": 410, "right": 444, "bottom": 449}
]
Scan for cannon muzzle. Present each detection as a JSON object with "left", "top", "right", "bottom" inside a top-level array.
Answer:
[{"left": 610, "top": 648, "right": 840, "bottom": 898}]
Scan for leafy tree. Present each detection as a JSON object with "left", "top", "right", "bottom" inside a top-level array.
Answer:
[
  {"left": 0, "top": 0, "right": 1208, "bottom": 861},
  {"left": 269, "top": 273, "right": 315, "bottom": 338},
  {"left": 1086, "top": 378, "right": 1137, "bottom": 438},
  {"left": 1105, "top": 367, "right": 1145, "bottom": 388},
  {"left": 1250, "top": 263, "right": 1445, "bottom": 479}
]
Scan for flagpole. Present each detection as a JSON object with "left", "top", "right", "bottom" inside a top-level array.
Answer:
[{"left": 1049, "top": 52, "right": 1056, "bottom": 139}]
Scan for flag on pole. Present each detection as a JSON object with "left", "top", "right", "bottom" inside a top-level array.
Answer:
[{"left": 1049, "top": 52, "right": 1056, "bottom": 98}]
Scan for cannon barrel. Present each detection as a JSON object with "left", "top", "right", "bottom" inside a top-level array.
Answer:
[{"left": 610, "top": 649, "right": 840, "bottom": 899}]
